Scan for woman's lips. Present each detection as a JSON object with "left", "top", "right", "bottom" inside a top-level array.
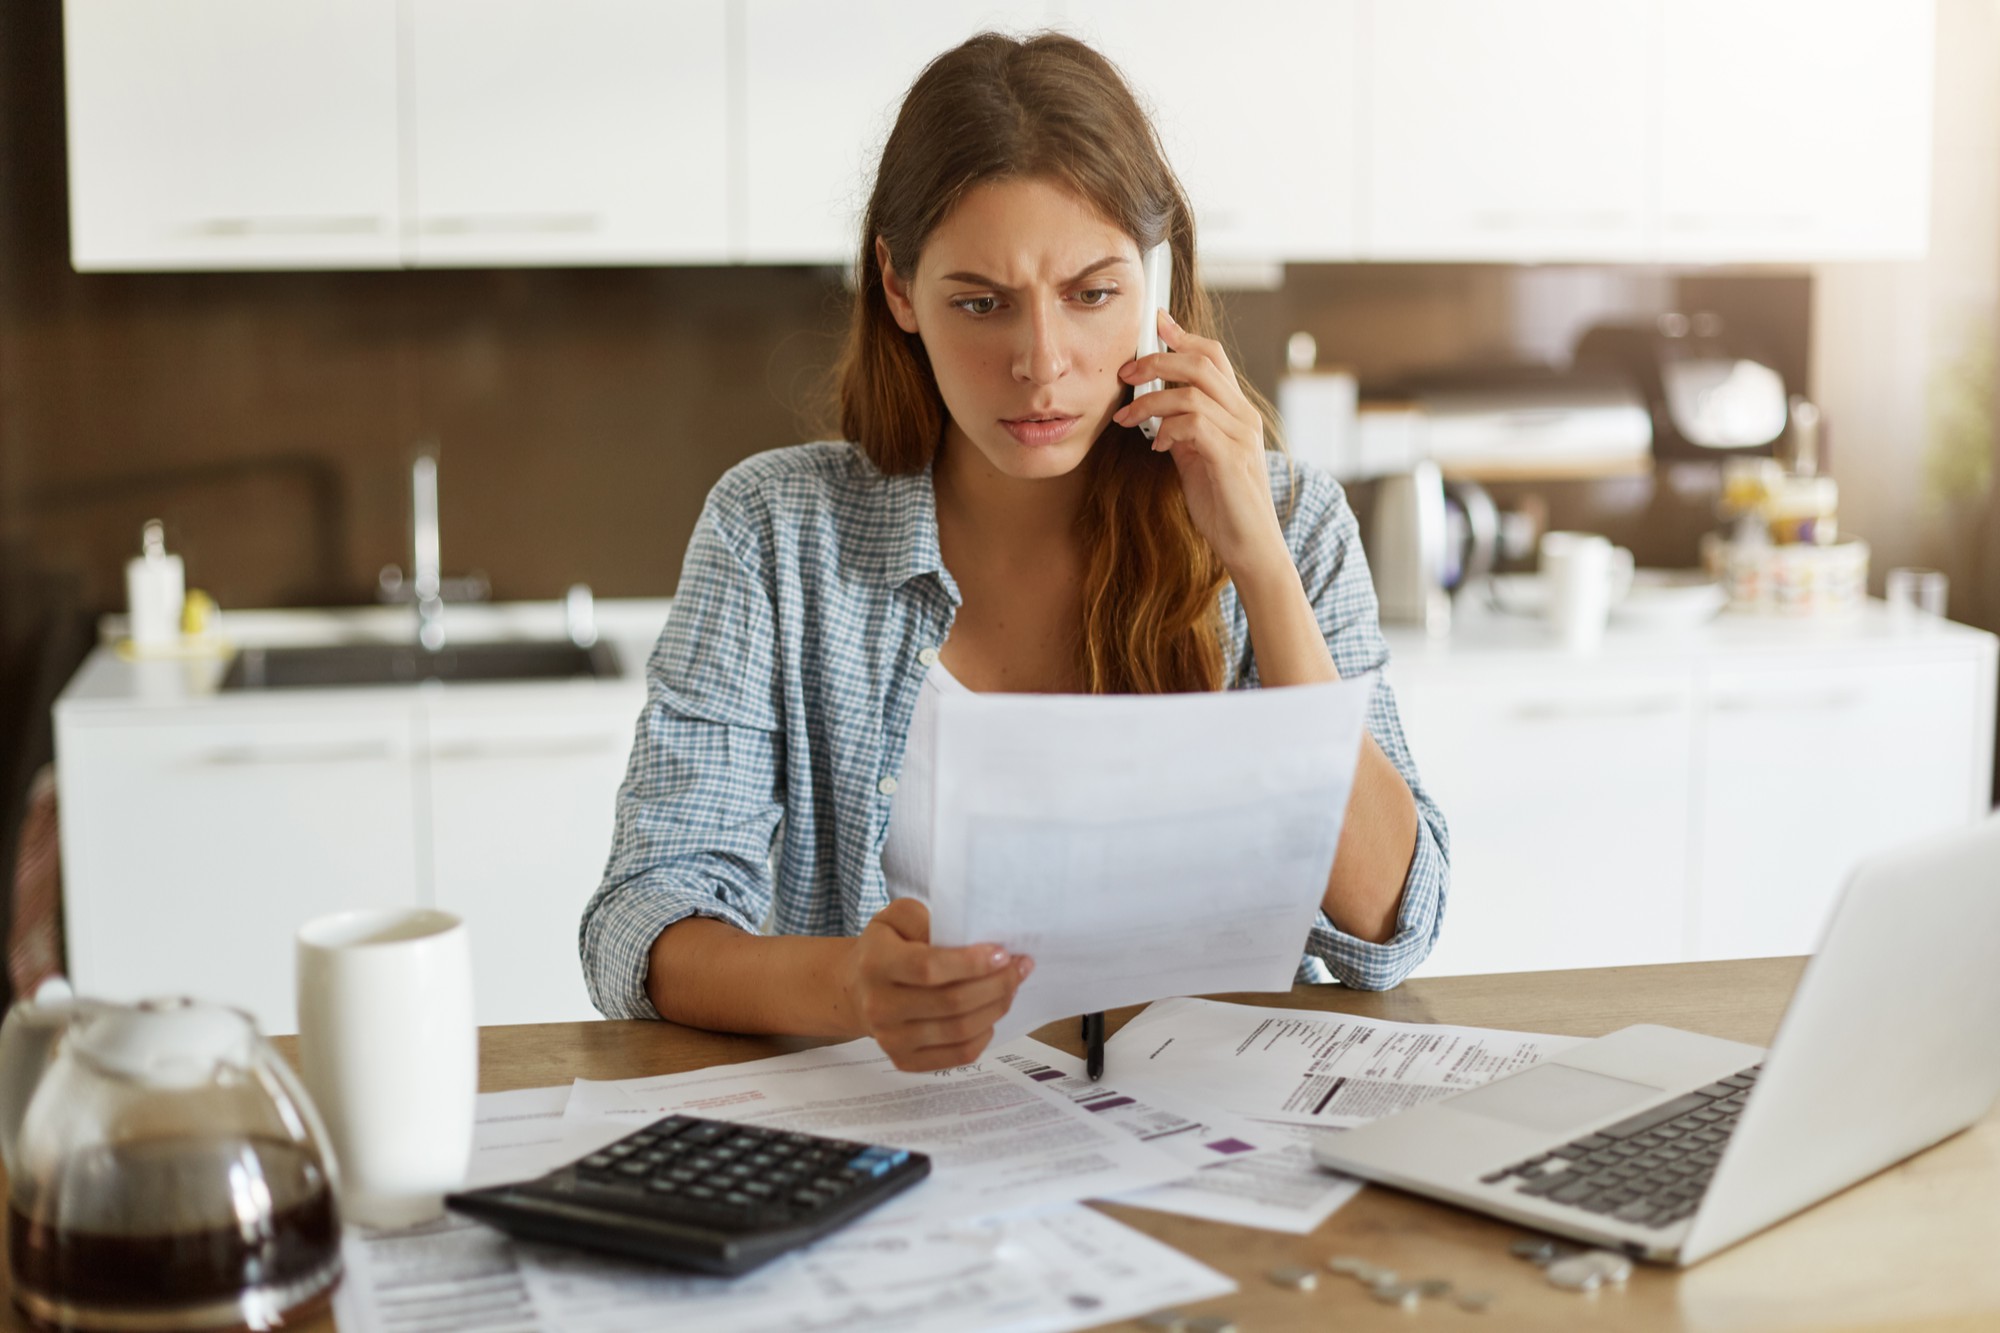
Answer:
[{"left": 1000, "top": 414, "right": 1080, "bottom": 446}]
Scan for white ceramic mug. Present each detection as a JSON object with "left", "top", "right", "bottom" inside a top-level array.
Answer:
[
  {"left": 296, "top": 908, "right": 476, "bottom": 1229},
  {"left": 1540, "top": 531, "right": 1628, "bottom": 651}
]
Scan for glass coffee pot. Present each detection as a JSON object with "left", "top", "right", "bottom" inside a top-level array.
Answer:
[{"left": 0, "top": 988, "right": 343, "bottom": 1331}]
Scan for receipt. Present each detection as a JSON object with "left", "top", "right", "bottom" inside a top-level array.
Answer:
[{"left": 928, "top": 676, "right": 1375, "bottom": 1041}]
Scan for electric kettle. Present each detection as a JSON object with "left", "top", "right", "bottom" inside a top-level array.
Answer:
[{"left": 0, "top": 985, "right": 343, "bottom": 1331}]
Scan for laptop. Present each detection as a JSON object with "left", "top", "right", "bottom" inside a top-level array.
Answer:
[{"left": 1313, "top": 810, "right": 2000, "bottom": 1265}]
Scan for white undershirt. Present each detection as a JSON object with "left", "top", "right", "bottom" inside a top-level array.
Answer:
[{"left": 880, "top": 660, "right": 970, "bottom": 907}]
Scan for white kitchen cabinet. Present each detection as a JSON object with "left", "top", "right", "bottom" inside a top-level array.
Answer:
[
  {"left": 1395, "top": 670, "right": 1693, "bottom": 975},
  {"left": 1389, "top": 603, "right": 1996, "bottom": 978},
  {"left": 1055, "top": 1, "right": 1361, "bottom": 262},
  {"left": 739, "top": 0, "right": 1054, "bottom": 264},
  {"left": 54, "top": 602, "right": 670, "bottom": 1035},
  {"left": 64, "top": 0, "right": 403, "bottom": 270},
  {"left": 1694, "top": 655, "right": 1985, "bottom": 960},
  {"left": 1362, "top": 0, "right": 1655, "bottom": 261},
  {"left": 406, "top": 0, "right": 730, "bottom": 265},
  {"left": 57, "top": 704, "right": 423, "bottom": 1032},
  {"left": 1657, "top": 0, "right": 1933, "bottom": 261},
  {"left": 425, "top": 696, "right": 637, "bottom": 1025}
]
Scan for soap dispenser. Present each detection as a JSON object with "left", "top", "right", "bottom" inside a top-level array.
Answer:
[{"left": 125, "top": 519, "right": 185, "bottom": 650}]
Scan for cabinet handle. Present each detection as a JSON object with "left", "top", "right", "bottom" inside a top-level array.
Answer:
[
  {"left": 417, "top": 214, "right": 603, "bottom": 236},
  {"left": 1511, "top": 695, "right": 1685, "bottom": 721},
  {"left": 198, "top": 742, "right": 396, "bottom": 766},
  {"left": 184, "top": 216, "right": 387, "bottom": 238},
  {"left": 1710, "top": 690, "right": 1864, "bottom": 715},
  {"left": 1471, "top": 210, "right": 1632, "bottom": 232},
  {"left": 430, "top": 736, "right": 625, "bottom": 761}
]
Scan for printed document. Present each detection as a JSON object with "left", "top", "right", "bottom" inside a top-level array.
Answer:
[
  {"left": 1107, "top": 997, "right": 1586, "bottom": 1129},
  {"left": 335, "top": 1085, "right": 1232, "bottom": 1333},
  {"left": 929, "top": 675, "right": 1375, "bottom": 1041},
  {"left": 335, "top": 1205, "right": 1232, "bottom": 1333},
  {"left": 992, "top": 1039, "right": 1361, "bottom": 1233},
  {"left": 558, "top": 1037, "right": 1193, "bottom": 1226}
]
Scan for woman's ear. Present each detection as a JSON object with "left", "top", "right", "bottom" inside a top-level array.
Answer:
[{"left": 876, "top": 237, "right": 921, "bottom": 335}]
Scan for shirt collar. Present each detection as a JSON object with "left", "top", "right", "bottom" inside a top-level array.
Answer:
[{"left": 869, "top": 450, "right": 958, "bottom": 602}]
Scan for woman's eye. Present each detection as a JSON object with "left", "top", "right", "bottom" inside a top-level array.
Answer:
[
  {"left": 1075, "top": 288, "right": 1117, "bottom": 307},
  {"left": 951, "top": 295, "right": 1000, "bottom": 317}
]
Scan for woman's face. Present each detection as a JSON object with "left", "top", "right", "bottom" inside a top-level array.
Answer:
[{"left": 878, "top": 177, "right": 1147, "bottom": 484}]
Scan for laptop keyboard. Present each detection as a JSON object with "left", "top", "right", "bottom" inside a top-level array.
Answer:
[{"left": 1479, "top": 1064, "right": 1762, "bottom": 1230}]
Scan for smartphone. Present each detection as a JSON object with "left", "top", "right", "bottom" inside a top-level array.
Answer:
[{"left": 1132, "top": 241, "right": 1172, "bottom": 440}]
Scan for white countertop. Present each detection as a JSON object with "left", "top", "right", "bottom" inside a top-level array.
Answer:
[
  {"left": 1383, "top": 595, "right": 1997, "bottom": 680},
  {"left": 57, "top": 598, "right": 673, "bottom": 713}
]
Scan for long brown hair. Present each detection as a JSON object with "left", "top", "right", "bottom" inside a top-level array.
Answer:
[{"left": 834, "top": 31, "right": 1276, "bottom": 694}]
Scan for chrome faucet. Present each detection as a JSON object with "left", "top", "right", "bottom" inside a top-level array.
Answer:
[
  {"left": 412, "top": 452, "right": 446, "bottom": 651},
  {"left": 375, "top": 448, "right": 489, "bottom": 635}
]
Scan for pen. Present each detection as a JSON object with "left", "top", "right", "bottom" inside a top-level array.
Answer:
[{"left": 1083, "top": 1011, "right": 1105, "bottom": 1081}]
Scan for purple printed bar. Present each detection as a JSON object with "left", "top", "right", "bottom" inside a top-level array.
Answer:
[{"left": 1205, "top": 1138, "right": 1256, "bottom": 1155}]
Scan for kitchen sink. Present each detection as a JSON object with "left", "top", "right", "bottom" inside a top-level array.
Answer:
[{"left": 219, "top": 640, "right": 621, "bottom": 691}]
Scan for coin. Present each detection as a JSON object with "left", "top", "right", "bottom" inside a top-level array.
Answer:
[
  {"left": 1456, "top": 1289, "right": 1497, "bottom": 1313},
  {"left": 1544, "top": 1255, "right": 1608, "bottom": 1292},
  {"left": 1266, "top": 1265, "right": 1318, "bottom": 1292},
  {"left": 1415, "top": 1277, "right": 1453, "bottom": 1298},
  {"left": 1138, "top": 1311, "right": 1187, "bottom": 1331},
  {"left": 1185, "top": 1318, "right": 1238, "bottom": 1333},
  {"left": 1371, "top": 1282, "right": 1421, "bottom": 1309},
  {"left": 1510, "top": 1237, "right": 1564, "bottom": 1266},
  {"left": 1578, "top": 1250, "right": 1634, "bottom": 1284},
  {"left": 1325, "top": 1254, "right": 1373, "bottom": 1277}
]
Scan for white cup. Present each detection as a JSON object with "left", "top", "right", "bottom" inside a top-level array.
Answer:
[
  {"left": 297, "top": 908, "right": 476, "bottom": 1229},
  {"left": 1541, "top": 531, "right": 1624, "bottom": 652}
]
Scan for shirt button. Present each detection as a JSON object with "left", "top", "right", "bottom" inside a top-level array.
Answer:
[
  {"left": 917, "top": 647, "right": 940, "bottom": 667},
  {"left": 878, "top": 776, "right": 899, "bottom": 797}
]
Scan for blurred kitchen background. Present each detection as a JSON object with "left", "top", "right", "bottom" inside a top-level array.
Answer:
[{"left": 1, "top": 1, "right": 1996, "bottom": 1031}]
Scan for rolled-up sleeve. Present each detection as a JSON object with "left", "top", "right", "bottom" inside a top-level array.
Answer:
[
  {"left": 1270, "top": 462, "right": 1452, "bottom": 990},
  {"left": 580, "top": 487, "right": 786, "bottom": 1020}
]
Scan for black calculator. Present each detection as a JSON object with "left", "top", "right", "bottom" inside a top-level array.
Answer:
[{"left": 445, "top": 1114, "right": 931, "bottom": 1276}]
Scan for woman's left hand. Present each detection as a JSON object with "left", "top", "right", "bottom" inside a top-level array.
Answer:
[{"left": 1113, "top": 308, "right": 1290, "bottom": 582}]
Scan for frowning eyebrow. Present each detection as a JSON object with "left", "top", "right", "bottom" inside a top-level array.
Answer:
[{"left": 936, "top": 255, "right": 1130, "bottom": 289}]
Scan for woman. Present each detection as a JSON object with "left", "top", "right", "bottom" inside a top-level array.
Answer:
[{"left": 581, "top": 32, "right": 1448, "bottom": 1071}]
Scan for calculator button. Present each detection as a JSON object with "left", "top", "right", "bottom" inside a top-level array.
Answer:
[
  {"left": 581, "top": 1154, "right": 615, "bottom": 1170},
  {"left": 628, "top": 1133, "right": 658, "bottom": 1147},
  {"left": 652, "top": 1116, "right": 695, "bottom": 1137},
  {"left": 615, "top": 1161, "right": 651, "bottom": 1177},
  {"left": 606, "top": 1143, "right": 636, "bottom": 1157},
  {"left": 742, "top": 1181, "right": 775, "bottom": 1198},
  {"left": 685, "top": 1124, "right": 732, "bottom": 1145},
  {"left": 686, "top": 1185, "right": 717, "bottom": 1200},
  {"left": 646, "top": 1178, "right": 680, "bottom": 1193},
  {"left": 723, "top": 1191, "right": 754, "bottom": 1206}
]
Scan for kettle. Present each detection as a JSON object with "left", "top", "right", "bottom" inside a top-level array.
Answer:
[{"left": 0, "top": 984, "right": 343, "bottom": 1331}]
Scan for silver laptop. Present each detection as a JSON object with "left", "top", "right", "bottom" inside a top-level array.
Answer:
[{"left": 1313, "top": 810, "right": 2000, "bottom": 1265}]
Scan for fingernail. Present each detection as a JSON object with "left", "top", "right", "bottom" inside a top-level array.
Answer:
[
  {"left": 989, "top": 946, "right": 1010, "bottom": 967},
  {"left": 1118, "top": 359, "right": 1137, "bottom": 378},
  {"left": 1112, "top": 406, "right": 1129, "bottom": 424},
  {"left": 1016, "top": 956, "right": 1035, "bottom": 979}
]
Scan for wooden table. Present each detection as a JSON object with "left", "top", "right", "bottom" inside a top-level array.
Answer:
[{"left": 16, "top": 958, "right": 2000, "bottom": 1330}]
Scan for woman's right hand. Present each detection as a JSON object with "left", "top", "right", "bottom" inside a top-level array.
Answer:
[{"left": 843, "top": 898, "right": 1033, "bottom": 1072}]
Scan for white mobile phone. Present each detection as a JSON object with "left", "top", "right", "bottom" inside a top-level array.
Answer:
[{"left": 1133, "top": 241, "right": 1171, "bottom": 440}]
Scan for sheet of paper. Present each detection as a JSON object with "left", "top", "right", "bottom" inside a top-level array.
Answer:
[
  {"left": 1107, "top": 996, "right": 1587, "bottom": 1129},
  {"left": 558, "top": 1037, "right": 1193, "bottom": 1226},
  {"left": 333, "top": 1205, "right": 1232, "bottom": 1333},
  {"left": 464, "top": 1084, "right": 625, "bottom": 1190},
  {"left": 929, "top": 676, "right": 1375, "bottom": 1041},
  {"left": 990, "top": 1038, "right": 1363, "bottom": 1233},
  {"left": 989, "top": 1038, "right": 1279, "bottom": 1169}
]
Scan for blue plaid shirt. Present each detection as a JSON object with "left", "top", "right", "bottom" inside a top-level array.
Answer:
[{"left": 581, "top": 442, "right": 1450, "bottom": 1020}]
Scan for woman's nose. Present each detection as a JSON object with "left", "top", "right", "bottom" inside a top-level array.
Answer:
[{"left": 1012, "top": 300, "right": 1069, "bottom": 385}]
